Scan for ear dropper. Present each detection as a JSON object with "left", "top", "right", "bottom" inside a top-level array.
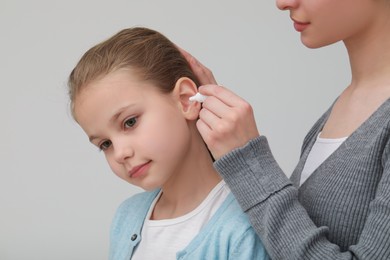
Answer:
[{"left": 189, "top": 93, "right": 208, "bottom": 103}]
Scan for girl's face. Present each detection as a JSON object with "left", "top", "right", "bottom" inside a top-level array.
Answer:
[
  {"left": 276, "top": 0, "right": 382, "bottom": 48},
  {"left": 74, "top": 69, "right": 197, "bottom": 191}
]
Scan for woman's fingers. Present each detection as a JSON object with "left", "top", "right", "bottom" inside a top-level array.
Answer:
[
  {"left": 199, "top": 85, "right": 247, "bottom": 108},
  {"left": 178, "top": 46, "right": 218, "bottom": 85}
]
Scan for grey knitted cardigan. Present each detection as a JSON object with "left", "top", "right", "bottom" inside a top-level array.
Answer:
[{"left": 214, "top": 99, "right": 390, "bottom": 259}]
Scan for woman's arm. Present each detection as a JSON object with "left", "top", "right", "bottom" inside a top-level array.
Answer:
[
  {"left": 181, "top": 48, "right": 390, "bottom": 259},
  {"left": 216, "top": 135, "right": 390, "bottom": 259}
]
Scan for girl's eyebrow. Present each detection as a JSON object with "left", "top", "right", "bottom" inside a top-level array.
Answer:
[
  {"left": 88, "top": 104, "right": 137, "bottom": 143},
  {"left": 89, "top": 135, "right": 98, "bottom": 143},
  {"left": 110, "top": 104, "right": 137, "bottom": 123}
]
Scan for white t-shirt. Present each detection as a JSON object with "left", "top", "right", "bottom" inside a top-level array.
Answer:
[
  {"left": 300, "top": 133, "right": 348, "bottom": 186},
  {"left": 132, "top": 181, "right": 230, "bottom": 260}
]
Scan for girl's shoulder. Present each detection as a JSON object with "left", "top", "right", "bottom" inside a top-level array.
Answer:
[
  {"left": 207, "top": 193, "right": 254, "bottom": 233},
  {"left": 111, "top": 189, "right": 160, "bottom": 225},
  {"left": 116, "top": 189, "right": 160, "bottom": 215},
  {"left": 181, "top": 194, "right": 269, "bottom": 259}
]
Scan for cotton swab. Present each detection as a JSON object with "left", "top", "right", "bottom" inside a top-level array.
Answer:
[{"left": 189, "top": 93, "right": 208, "bottom": 103}]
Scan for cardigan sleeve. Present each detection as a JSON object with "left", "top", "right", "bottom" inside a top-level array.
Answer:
[{"left": 214, "top": 136, "right": 390, "bottom": 260}]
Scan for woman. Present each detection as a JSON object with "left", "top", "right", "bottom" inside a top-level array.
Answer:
[{"left": 180, "top": 0, "right": 390, "bottom": 259}]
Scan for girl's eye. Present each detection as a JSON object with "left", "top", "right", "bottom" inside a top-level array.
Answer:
[
  {"left": 99, "top": 140, "right": 112, "bottom": 151},
  {"left": 124, "top": 117, "right": 137, "bottom": 128}
]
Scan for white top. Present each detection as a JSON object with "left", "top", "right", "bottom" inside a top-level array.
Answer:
[
  {"left": 300, "top": 133, "right": 347, "bottom": 186},
  {"left": 132, "top": 180, "right": 230, "bottom": 260}
]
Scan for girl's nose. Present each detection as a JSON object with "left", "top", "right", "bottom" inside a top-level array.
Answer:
[
  {"left": 113, "top": 141, "right": 134, "bottom": 164},
  {"left": 276, "top": 0, "right": 298, "bottom": 11}
]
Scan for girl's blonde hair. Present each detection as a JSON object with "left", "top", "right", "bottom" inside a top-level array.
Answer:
[{"left": 68, "top": 27, "right": 200, "bottom": 116}]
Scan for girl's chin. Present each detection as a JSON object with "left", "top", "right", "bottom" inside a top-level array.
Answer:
[{"left": 131, "top": 181, "right": 162, "bottom": 192}]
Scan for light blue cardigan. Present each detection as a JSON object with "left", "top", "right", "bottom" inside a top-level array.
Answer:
[{"left": 109, "top": 189, "right": 269, "bottom": 260}]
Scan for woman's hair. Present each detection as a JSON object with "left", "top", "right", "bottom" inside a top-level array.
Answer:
[{"left": 68, "top": 27, "right": 200, "bottom": 116}]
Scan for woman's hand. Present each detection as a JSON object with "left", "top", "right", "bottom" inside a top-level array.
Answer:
[
  {"left": 179, "top": 47, "right": 260, "bottom": 160},
  {"left": 178, "top": 47, "right": 218, "bottom": 85},
  {"left": 197, "top": 84, "right": 260, "bottom": 160}
]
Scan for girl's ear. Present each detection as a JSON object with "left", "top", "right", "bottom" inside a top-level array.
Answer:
[{"left": 173, "top": 77, "right": 201, "bottom": 120}]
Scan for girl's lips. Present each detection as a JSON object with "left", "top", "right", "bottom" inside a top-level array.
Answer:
[{"left": 128, "top": 161, "right": 151, "bottom": 178}]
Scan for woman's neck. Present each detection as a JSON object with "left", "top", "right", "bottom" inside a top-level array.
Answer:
[
  {"left": 345, "top": 9, "right": 390, "bottom": 89},
  {"left": 321, "top": 12, "right": 390, "bottom": 138}
]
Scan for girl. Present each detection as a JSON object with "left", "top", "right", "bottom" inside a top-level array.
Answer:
[
  {"left": 68, "top": 27, "right": 269, "bottom": 260},
  {"left": 180, "top": 0, "right": 390, "bottom": 259}
]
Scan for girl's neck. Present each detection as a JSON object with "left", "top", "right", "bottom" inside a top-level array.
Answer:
[
  {"left": 152, "top": 169, "right": 221, "bottom": 220},
  {"left": 151, "top": 134, "right": 222, "bottom": 220}
]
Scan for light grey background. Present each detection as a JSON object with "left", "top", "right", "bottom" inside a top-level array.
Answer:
[{"left": 1, "top": 0, "right": 350, "bottom": 259}]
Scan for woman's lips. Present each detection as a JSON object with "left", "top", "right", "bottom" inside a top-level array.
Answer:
[
  {"left": 128, "top": 161, "right": 151, "bottom": 178},
  {"left": 292, "top": 19, "right": 310, "bottom": 32}
]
